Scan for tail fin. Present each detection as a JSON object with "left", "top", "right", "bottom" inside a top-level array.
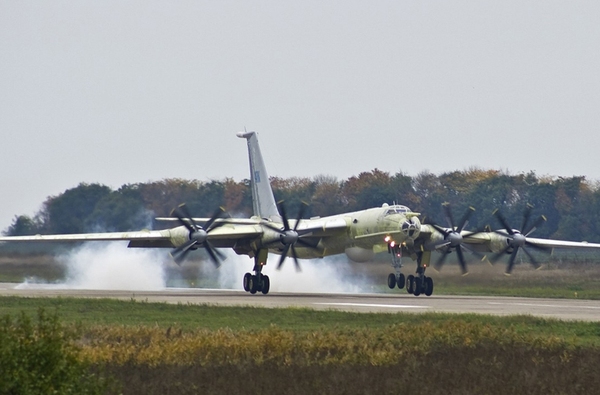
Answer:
[{"left": 237, "top": 131, "right": 280, "bottom": 221}]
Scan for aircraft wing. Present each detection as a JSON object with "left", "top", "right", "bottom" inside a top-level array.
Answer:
[
  {"left": 455, "top": 231, "right": 600, "bottom": 255},
  {"left": 0, "top": 215, "right": 345, "bottom": 251},
  {"left": 153, "top": 217, "right": 261, "bottom": 227},
  {"left": 295, "top": 217, "right": 348, "bottom": 237},
  {"left": 0, "top": 229, "right": 170, "bottom": 243},
  {"left": 525, "top": 237, "right": 600, "bottom": 250},
  {"left": 0, "top": 224, "right": 265, "bottom": 249}
]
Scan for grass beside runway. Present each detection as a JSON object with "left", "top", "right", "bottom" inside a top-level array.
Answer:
[
  {"left": 1, "top": 296, "right": 600, "bottom": 394},
  {"left": 376, "top": 259, "right": 600, "bottom": 299},
  {"left": 3, "top": 254, "right": 600, "bottom": 393},
  {"left": 1, "top": 295, "right": 600, "bottom": 345}
]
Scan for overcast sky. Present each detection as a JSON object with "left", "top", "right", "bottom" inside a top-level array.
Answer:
[{"left": 1, "top": 1, "right": 600, "bottom": 230}]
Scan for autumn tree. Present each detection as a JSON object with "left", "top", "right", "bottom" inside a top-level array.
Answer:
[
  {"left": 341, "top": 169, "right": 394, "bottom": 211},
  {"left": 4, "top": 215, "right": 40, "bottom": 236},
  {"left": 5, "top": 170, "right": 600, "bottom": 242},
  {"left": 222, "top": 178, "right": 252, "bottom": 216},
  {"left": 310, "top": 175, "right": 343, "bottom": 217},
  {"left": 270, "top": 177, "right": 315, "bottom": 218},
  {"left": 38, "top": 183, "right": 112, "bottom": 234}
]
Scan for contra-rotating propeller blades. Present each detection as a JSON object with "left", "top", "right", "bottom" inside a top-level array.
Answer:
[
  {"left": 490, "top": 204, "right": 550, "bottom": 274},
  {"left": 262, "top": 201, "right": 319, "bottom": 272},
  {"left": 428, "top": 203, "right": 483, "bottom": 275},
  {"left": 170, "top": 204, "right": 227, "bottom": 267}
]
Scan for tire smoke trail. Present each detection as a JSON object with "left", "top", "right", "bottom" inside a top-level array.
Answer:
[{"left": 59, "top": 243, "right": 167, "bottom": 290}]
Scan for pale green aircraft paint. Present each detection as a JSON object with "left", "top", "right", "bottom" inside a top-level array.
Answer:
[{"left": 3, "top": 132, "right": 600, "bottom": 296}]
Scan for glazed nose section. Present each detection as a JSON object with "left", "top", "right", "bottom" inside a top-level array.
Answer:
[{"left": 401, "top": 216, "right": 421, "bottom": 239}]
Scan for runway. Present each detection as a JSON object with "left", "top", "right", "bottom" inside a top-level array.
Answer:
[{"left": 1, "top": 282, "right": 599, "bottom": 321}]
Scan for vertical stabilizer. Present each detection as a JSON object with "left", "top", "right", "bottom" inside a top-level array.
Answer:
[{"left": 236, "top": 131, "right": 280, "bottom": 221}]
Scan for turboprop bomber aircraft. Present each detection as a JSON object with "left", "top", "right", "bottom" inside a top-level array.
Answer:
[{"left": 3, "top": 131, "right": 600, "bottom": 296}]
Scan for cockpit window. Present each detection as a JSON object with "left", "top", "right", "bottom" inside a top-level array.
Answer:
[{"left": 384, "top": 205, "right": 411, "bottom": 216}]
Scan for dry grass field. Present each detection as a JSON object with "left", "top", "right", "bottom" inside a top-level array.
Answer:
[{"left": 2, "top": 297, "right": 600, "bottom": 395}]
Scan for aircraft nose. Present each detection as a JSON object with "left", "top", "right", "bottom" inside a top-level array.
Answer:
[{"left": 401, "top": 219, "right": 420, "bottom": 238}]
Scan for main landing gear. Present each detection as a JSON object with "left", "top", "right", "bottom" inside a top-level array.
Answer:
[
  {"left": 387, "top": 247, "right": 434, "bottom": 297},
  {"left": 243, "top": 272, "right": 270, "bottom": 294},
  {"left": 405, "top": 265, "right": 434, "bottom": 297},
  {"left": 243, "top": 249, "right": 270, "bottom": 295}
]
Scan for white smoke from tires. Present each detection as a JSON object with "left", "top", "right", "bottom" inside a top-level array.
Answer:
[
  {"left": 59, "top": 243, "right": 167, "bottom": 290},
  {"left": 17, "top": 243, "right": 371, "bottom": 294},
  {"left": 196, "top": 250, "right": 369, "bottom": 294}
]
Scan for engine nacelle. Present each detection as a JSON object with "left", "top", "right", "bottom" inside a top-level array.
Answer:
[{"left": 345, "top": 246, "right": 375, "bottom": 262}]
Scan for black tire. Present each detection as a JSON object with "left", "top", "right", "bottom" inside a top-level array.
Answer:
[
  {"left": 249, "top": 275, "right": 258, "bottom": 294},
  {"left": 387, "top": 273, "right": 396, "bottom": 289},
  {"left": 261, "top": 275, "right": 270, "bottom": 295},
  {"left": 397, "top": 273, "right": 405, "bottom": 289},
  {"left": 243, "top": 272, "right": 252, "bottom": 292},
  {"left": 406, "top": 275, "right": 415, "bottom": 294},
  {"left": 413, "top": 277, "right": 422, "bottom": 296},
  {"left": 424, "top": 277, "right": 434, "bottom": 296}
]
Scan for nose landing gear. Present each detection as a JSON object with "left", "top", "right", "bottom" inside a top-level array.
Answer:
[{"left": 387, "top": 243, "right": 406, "bottom": 290}]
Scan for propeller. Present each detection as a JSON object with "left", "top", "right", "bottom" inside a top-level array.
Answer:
[
  {"left": 428, "top": 203, "right": 482, "bottom": 275},
  {"left": 262, "top": 201, "right": 317, "bottom": 272},
  {"left": 170, "top": 204, "right": 227, "bottom": 267},
  {"left": 490, "top": 204, "right": 549, "bottom": 274}
]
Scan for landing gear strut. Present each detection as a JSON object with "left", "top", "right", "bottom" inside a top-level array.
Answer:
[{"left": 243, "top": 249, "right": 270, "bottom": 295}]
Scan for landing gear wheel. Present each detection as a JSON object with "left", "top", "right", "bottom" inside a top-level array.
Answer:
[
  {"left": 387, "top": 273, "right": 396, "bottom": 289},
  {"left": 397, "top": 273, "right": 405, "bottom": 289},
  {"left": 243, "top": 272, "right": 252, "bottom": 292},
  {"left": 406, "top": 275, "right": 415, "bottom": 294},
  {"left": 424, "top": 277, "right": 434, "bottom": 296},
  {"left": 413, "top": 277, "right": 422, "bottom": 296},
  {"left": 249, "top": 275, "right": 259, "bottom": 294},
  {"left": 261, "top": 275, "right": 270, "bottom": 295}
]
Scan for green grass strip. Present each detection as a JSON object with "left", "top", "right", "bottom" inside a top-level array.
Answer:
[{"left": 1, "top": 295, "right": 600, "bottom": 347}]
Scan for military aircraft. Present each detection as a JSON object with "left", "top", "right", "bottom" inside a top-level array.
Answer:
[{"left": 3, "top": 131, "right": 600, "bottom": 296}]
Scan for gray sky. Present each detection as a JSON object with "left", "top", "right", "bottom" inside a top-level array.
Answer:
[{"left": 2, "top": 1, "right": 600, "bottom": 230}]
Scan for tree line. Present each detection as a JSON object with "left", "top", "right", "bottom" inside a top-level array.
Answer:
[{"left": 5, "top": 169, "right": 600, "bottom": 242}]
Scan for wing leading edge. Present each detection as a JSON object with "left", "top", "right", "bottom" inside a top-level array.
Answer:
[{"left": 0, "top": 223, "right": 266, "bottom": 249}]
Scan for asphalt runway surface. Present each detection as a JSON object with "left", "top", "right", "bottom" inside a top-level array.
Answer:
[{"left": 1, "top": 282, "right": 599, "bottom": 321}]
